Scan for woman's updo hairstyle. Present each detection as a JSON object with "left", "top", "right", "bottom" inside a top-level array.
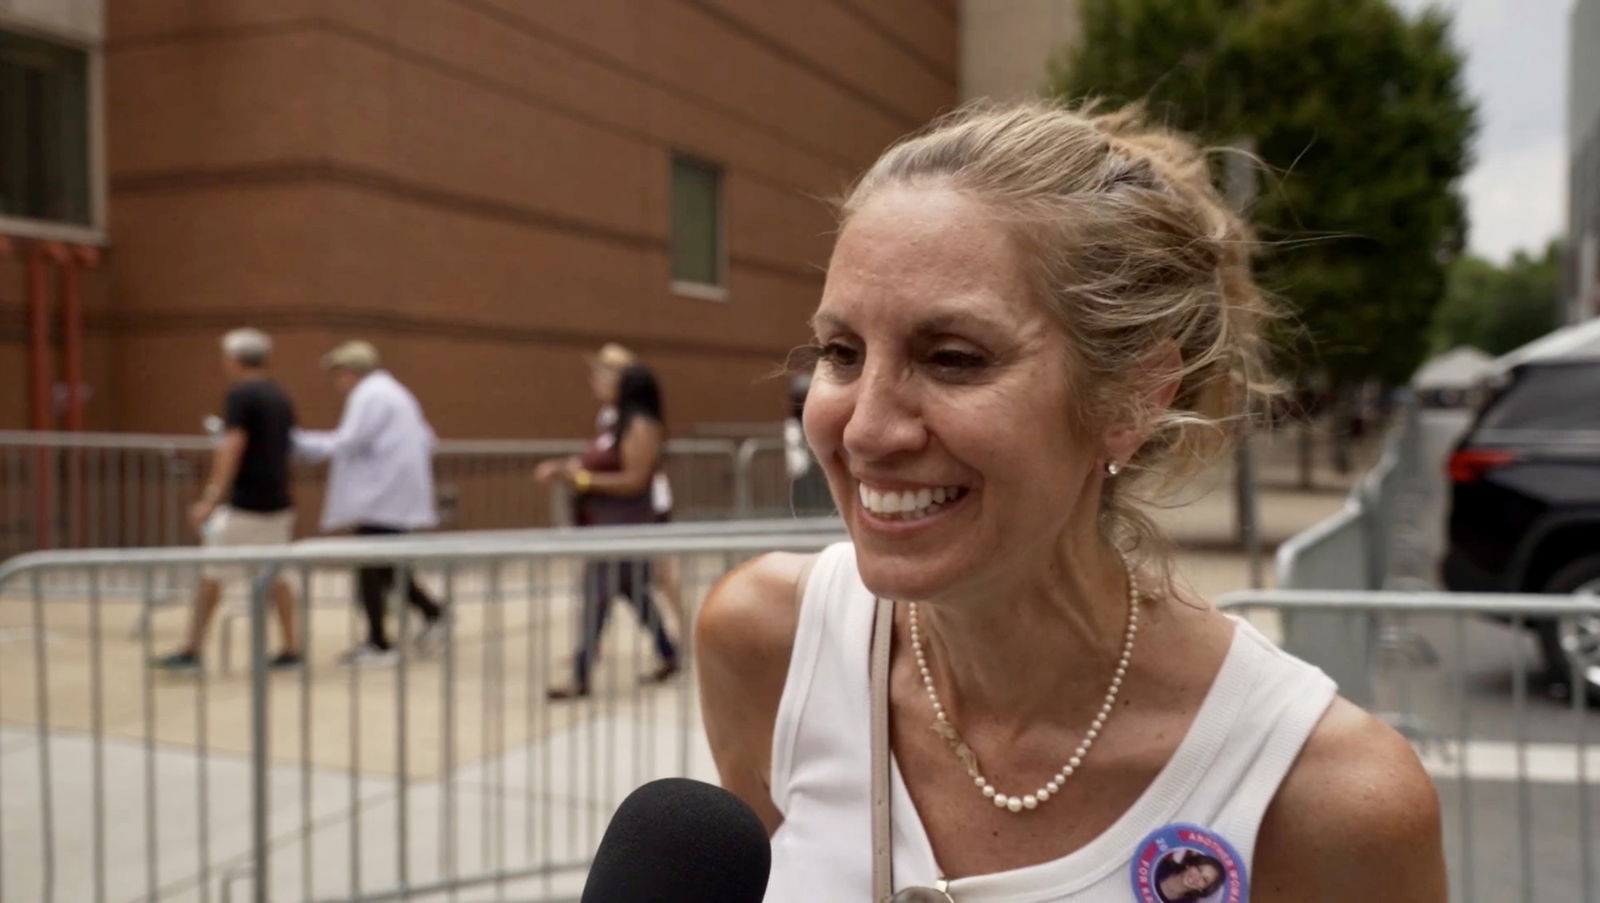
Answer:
[{"left": 840, "top": 99, "right": 1276, "bottom": 560}]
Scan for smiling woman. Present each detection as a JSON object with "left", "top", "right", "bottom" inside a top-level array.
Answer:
[{"left": 697, "top": 101, "right": 1445, "bottom": 903}]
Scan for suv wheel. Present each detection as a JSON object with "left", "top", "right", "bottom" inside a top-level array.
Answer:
[{"left": 1537, "top": 556, "right": 1600, "bottom": 701}]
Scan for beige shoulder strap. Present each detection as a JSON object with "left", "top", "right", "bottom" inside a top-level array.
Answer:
[{"left": 870, "top": 597, "right": 896, "bottom": 902}]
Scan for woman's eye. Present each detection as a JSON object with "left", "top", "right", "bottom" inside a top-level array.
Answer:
[
  {"left": 816, "top": 341, "right": 862, "bottom": 369},
  {"left": 927, "top": 348, "right": 987, "bottom": 372}
]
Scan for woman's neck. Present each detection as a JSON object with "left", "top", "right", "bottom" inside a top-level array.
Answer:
[{"left": 911, "top": 528, "right": 1137, "bottom": 732}]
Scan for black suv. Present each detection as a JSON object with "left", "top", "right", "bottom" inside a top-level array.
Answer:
[{"left": 1441, "top": 358, "right": 1600, "bottom": 698}]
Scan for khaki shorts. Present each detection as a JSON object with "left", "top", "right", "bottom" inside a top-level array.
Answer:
[{"left": 202, "top": 506, "right": 294, "bottom": 581}]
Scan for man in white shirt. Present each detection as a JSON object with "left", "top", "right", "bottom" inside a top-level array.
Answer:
[{"left": 295, "top": 340, "right": 445, "bottom": 666}]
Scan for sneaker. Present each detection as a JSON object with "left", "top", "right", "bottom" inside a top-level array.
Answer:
[
  {"left": 641, "top": 659, "right": 680, "bottom": 685},
  {"left": 414, "top": 614, "right": 450, "bottom": 657},
  {"left": 546, "top": 682, "right": 590, "bottom": 701},
  {"left": 267, "top": 651, "right": 303, "bottom": 671},
  {"left": 337, "top": 643, "right": 398, "bottom": 668},
  {"left": 151, "top": 650, "right": 201, "bottom": 672}
]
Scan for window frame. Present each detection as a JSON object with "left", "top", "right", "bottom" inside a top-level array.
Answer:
[
  {"left": 0, "top": 15, "right": 106, "bottom": 245},
  {"left": 668, "top": 152, "right": 728, "bottom": 302},
  {"left": 1476, "top": 362, "right": 1600, "bottom": 432}
]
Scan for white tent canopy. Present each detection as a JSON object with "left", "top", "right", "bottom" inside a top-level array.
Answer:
[
  {"left": 1495, "top": 317, "right": 1600, "bottom": 372},
  {"left": 1411, "top": 346, "right": 1495, "bottom": 390}
]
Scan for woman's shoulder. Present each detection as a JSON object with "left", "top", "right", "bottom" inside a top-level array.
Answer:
[
  {"left": 697, "top": 551, "right": 816, "bottom": 670},
  {"left": 1251, "top": 697, "right": 1445, "bottom": 900},
  {"left": 696, "top": 551, "right": 819, "bottom": 832}
]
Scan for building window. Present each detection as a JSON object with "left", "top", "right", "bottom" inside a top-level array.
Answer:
[
  {"left": 670, "top": 154, "right": 724, "bottom": 298},
  {"left": 0, "top": 28, "right": 91, "bottom": 227}
]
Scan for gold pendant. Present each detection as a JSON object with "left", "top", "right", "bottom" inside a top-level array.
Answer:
[{"left": 929, "top": 718, "right": 979, "bottom": 777}]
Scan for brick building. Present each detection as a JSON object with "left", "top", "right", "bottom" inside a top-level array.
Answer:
[{"left": 2, "top": 1, "right": 1083, "bottom": 439}]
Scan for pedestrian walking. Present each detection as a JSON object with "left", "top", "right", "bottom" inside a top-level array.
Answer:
[
  {"left": 556, "top": 344, "right": 684, "bottom": 615},
  {"left": 152, "top": 328, "right": 300, "bottom": 672},
  {"left": 538, "top": 360, "right": 679, "bottom": 699},
  {"left": 578, "top": 344, "right": 680, "bottom": 525},
  {"left": 295, "top": 340, "right": 447, "bottom": 666}
]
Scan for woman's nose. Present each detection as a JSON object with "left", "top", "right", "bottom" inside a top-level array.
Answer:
[{"left": 841, "top": 362, "right": 926, "bottom": 461}]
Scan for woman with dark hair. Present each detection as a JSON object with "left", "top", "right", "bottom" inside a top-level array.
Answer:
[
  {"left": 542, "top": 363, "right": 679, "bottom": 700},
  {"left": 1154, "top": 850, "right": 1225, "bottom": 901}
]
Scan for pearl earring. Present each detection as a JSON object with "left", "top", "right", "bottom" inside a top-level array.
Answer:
[{"left": 1105, "top": 460, "right": 1122, "bottom": 477}]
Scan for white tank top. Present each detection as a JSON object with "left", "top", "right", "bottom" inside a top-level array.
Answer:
[{"left": 765, "top": 543, "right": 1336, "bottom": 902}]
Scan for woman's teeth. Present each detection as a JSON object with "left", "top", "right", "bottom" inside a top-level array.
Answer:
[{"left": 857, "top": 484, "right": 968, "bottom": 520}]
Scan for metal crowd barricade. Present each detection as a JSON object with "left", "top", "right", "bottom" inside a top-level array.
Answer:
[
  {"left": 0, "top": 430, "right": 207, "bottom": 558},
  {"left": 1237, "top": 396, "right": 1597, "bottom": 901},
  {"left": 0, "top": 521, "right": 845, "bottom": 903},
  {"left": 428, "top": 439, "right": 586, "bottom": 532},
  {"left": 1272, "top": 399, "right": 1429, "bottom": 707},
  {"left": 0, "top": 431, "right": 212, "bottom": 609},
  {"left": 1218, "top": 589, "right": 1598, "bottom": 903},
  {"left": 0, "top": 432, "right": 758, "bottom": 550},
  {"left": 0, "top": 428, "right": 853, "bottom": 546},
  {"left": 732, "top": 437, "right": 835, "bottom": 519},
  {"left": 0, "top": 431, "right": 770, "bottom": 607}
]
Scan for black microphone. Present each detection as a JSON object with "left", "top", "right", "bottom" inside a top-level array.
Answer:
[{"left": 581, "top": 777, "right": 771, "bottom": 902}]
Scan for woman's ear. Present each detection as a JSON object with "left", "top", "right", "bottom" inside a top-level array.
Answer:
[{"left": 1101, "top": 341, "right": 1182, "bottom": 468}]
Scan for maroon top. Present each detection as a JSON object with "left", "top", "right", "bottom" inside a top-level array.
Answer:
[{"left": 574, "top": 419, "right": 656, "bottom": 527}]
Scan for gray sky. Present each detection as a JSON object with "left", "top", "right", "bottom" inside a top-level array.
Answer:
[{"left": 1391, "top": 0, "right": 1573, "bottom": 262}]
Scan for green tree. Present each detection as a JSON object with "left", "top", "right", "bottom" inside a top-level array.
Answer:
[
  {"left": 1430, "top": 241, "right": 1561, "bottom": 356},
  {"left": 1051, "top": 0, "right": 1477, "bottom": 390}
]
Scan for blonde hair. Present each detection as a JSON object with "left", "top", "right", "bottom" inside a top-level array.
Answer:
[
  {"left": 841, "top": 100, "right": 1276, "bottom": 569},
  {"left": 322, "top": 340, "right": 381, "bottom": 374}
]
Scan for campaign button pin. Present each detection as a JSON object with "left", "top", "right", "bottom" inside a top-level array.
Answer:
[{"left": 1130, "top": 823, "right": 1248, "bottom": 903}]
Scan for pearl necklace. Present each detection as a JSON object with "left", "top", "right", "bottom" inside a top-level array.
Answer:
[{"left": 906, "top": 554, "right": 1140, "bottom": 814}]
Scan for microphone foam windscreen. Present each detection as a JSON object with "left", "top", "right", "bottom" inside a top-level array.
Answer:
[{"left": 581, "top": 777, "right": 771, "bottom": 903}]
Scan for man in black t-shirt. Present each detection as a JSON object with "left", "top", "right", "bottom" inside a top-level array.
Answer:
[
  {"left": 152, "top": 328, "right": 302, "bottom": 672},
  {"left": 221, "top": 377, "right": 294, "bottom": 513}
]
